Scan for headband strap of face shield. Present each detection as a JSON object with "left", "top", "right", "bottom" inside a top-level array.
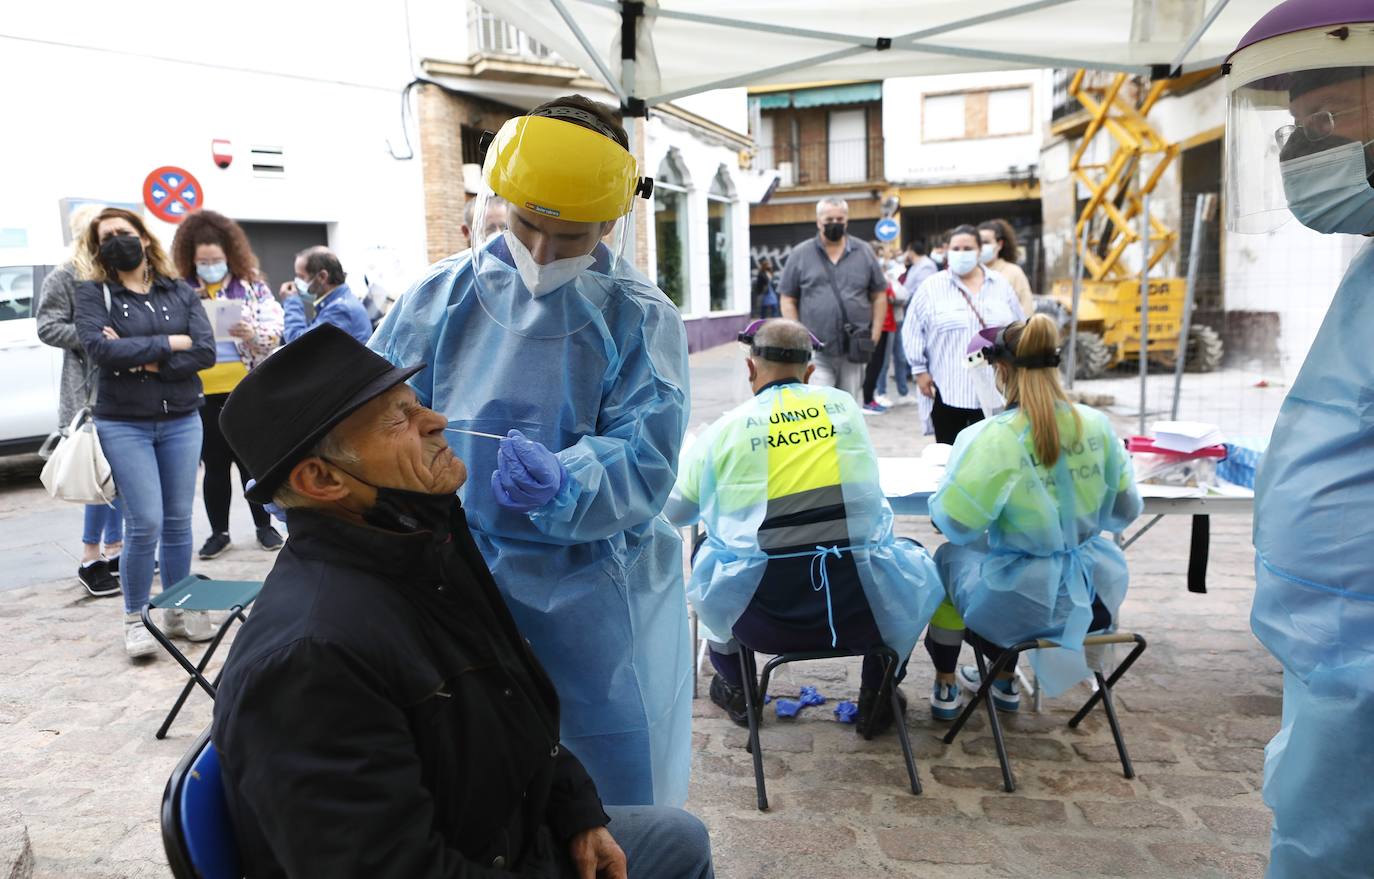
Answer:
[
  {"left": 738, "top": 319, "right": 824, "bottom": 364},
  {"left": 966, "top": 325, "right": 1061, "bottom": 369}
]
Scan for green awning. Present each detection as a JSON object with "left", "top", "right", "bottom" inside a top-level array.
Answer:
[{"left": 752, "top": 81, "right": 881, "bottom": 111}]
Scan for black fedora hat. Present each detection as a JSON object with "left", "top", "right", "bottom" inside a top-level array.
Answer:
[{"left": 220, "top": 325, "right": 423, "bottom": 504}]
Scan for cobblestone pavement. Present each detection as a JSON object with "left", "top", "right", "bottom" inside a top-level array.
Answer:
[{"left": 0, "top": 343, "right": 1276, "bottom": 878}]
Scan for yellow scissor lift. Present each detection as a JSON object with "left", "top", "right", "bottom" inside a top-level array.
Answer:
[{"left": 1050, "top": 70, "right": 1223, "bottom": 379}]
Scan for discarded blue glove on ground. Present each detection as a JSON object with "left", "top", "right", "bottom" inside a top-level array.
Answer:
[
  {"left": 799, "top": 685, "right": 826, "bottom": 707},
  {"left": 833, "top": 700, "right": 859, "bottom": 723},
  {"left": 774, "top": 698, "right": 801, "bottom": 718}
]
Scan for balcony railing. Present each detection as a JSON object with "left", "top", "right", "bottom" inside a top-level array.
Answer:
[
  {"left": 1051, "top": 69, "right": 1082, "bottom": 123},
  {"left": 468, "top": 8, "right": 561, "bottom": 62},
  {"left": 752, "top": 137, "right": 884, "bottom": 187}
]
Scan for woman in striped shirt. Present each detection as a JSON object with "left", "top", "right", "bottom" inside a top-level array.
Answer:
[{"left": 901, "top": 225, "right": 1026, "bottom": 444}]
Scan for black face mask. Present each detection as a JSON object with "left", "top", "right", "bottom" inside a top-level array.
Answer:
[
  {"left": 364, "top": 486, "right": 458, "bottom": 534},
  {"left": 322, "top": 457, "right": 457, "bottom": 534},
  {"left": 99, "top": 234, "right": 145, "bottom": 273},
  {"left": 822, "top": 222, "right": 846, "bottom": 243}
]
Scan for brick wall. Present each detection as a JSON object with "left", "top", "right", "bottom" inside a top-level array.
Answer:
[{"left": 417, "top": 86, "right": 520, "bottom": 263}]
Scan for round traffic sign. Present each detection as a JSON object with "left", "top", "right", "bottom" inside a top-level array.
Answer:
[
  {"left": 142, "top": 166, "right": 203, "bottom": 223},
  {"left": 874, "top": 218, "right": 899, "bottom": 242}
]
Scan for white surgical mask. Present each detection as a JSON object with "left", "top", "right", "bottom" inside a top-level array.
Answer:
[
  {"left": 294, "top": 276, "right": 313, "bottom": 296},
  {"left": 1281, "top": 139, "right": 1374, "bottom": 235},
  {"left": 948, "top": 250, "right": 979, "bottom": 277},
  {"left": 979, "top": 244, "right": 998, "bottom": 265},
  {"left": 504, "top": 230, "right": 595, "bottom": 297},
  {"left": 196, "top": 261, "right": 229, "bottom": 284}
]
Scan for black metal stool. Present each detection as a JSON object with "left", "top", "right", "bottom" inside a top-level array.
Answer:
[
  {"left": 739, "top": 644, "right": 921, "bottom": 810},
  {"left": 942, "top": 631, "right": 1148, "bottom": 792}
]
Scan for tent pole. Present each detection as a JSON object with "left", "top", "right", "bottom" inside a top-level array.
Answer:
[
  {"left": 1169, "top": 0, "right": 1232, "bottom": 75},
  {"left": 649, "top": 45, "right": 875, "bottom": 107},
  {"left": 1066, "top": 221, "right": 1089, "bottom": 390},
  {"left": 621, "top": 1, "right": 646, "bottom": 264},
  {"left": 1171, "top": 194, "right": 1210, "bottom": 419},
  {"left": 550, "top": 0, "right": 627, "bottom": 103},
  {"left": 1138, "top": 191, "right": 1150, "bottom": 437}
]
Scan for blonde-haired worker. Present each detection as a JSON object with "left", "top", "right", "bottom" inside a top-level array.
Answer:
[{"left": 923, "top": 314, "right": 1143, "bottom": 719}]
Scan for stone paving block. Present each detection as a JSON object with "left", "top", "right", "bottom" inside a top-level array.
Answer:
[
  {"left": 876, "top": 829, "right": 1003, "bottom": 864},
  {"left": 1220, "top": 717, "right": 1280, "bottom": 747},
  {"left": 980, "top": 795, "right": 1068, "bottom": 826},
  {"left": 1196, "top": 804, "right": 1273, "bottom": 837},
  {"left": 1021, "top": 834, "right": 1143, "bottom": 877},
  {"left": 0, "top": 807, "right": 33, "bottom": 879},
  {"left": 961, "top": 735, "right": 1072, "bottom": 762},
  {"left": 1034, "top": 769, "right": 1138, "bottom": 798},
  {"left": 694, "top": 751, "right": 790, "bottom": 780},
  {"left": 1147, "top": 841, "right": 1269, "bottom": 878},
  {"left": 1229, "top": 694, "right": 1282, "bottom": 716},
  {"left": 725, "top": 819, "right": 858, "bottom": 856},
  {"left": 930, "top": 765, "right": 1013, "bottom": 790},
  {"left": 874, "top": 795, "right": 967, "bottom": 821},
  {"left": 1188, "top": 745, "right": 1266, "bottom": 774},
  {"left": 1074, "top": 740, "right": 1180, "bottom": 764},
  {"left": 725, "top": 728, "right": 814, "bottom": 753},
  {"left": 1142, "top": 773, "right": 1252, "bottom": 799},
  {"left": 1077, "top": 799, "right": 1188, "bottom": 829}
]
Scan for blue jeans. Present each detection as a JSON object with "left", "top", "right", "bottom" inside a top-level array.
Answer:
[
  {"left": 874, "top": 326, "right": 909, "bottom": 397},
  {"left": 81, "top": 497, "right": 124, "bottom": 546},
  {"left": 593, "top": 806, "right": 714, "bottom": 879},
  {"left": 95, "top": 414, "right": 203, "bottom": 613}
]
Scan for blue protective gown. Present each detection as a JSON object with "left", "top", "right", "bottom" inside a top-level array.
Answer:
[
  {"left": 1251, "top": 239, "right": 1374, "bottom": 877},
  {"left": 929, "top": 403, "right": 1143, "bottom": 696},
  {"left": 369, "top": 240, "right": 692, "bottom": 807},
  {"left": 664, "top": 380, "right": 943, "bottom": 659}
]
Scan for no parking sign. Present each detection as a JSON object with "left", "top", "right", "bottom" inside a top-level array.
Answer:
[{"left": 142, "top": 166, "right": 202, "bottom": 223}]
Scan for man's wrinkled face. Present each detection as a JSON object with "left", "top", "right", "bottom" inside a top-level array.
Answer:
[
  {"left": 335, "top": 385, "right": 466, "bottom": 495},
  {"left": 508, "top": 204, "right": 612, "bottom": 264}
]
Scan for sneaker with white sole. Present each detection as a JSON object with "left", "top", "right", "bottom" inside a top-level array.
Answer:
[
  {"left": 930, "top": 680, "right": 961, "bottom": 720},
  {"left": 957, "top": 664, "right": 1020, "bottom": 712},
  {"left": 163, "top": 608, "right": 216, "bottom": 642},
  {"left": 874, "top": 394, "right": 895, "bottom": 408},
  {"left": 124, "top": 613, "right": 159, "bottom": 659}
]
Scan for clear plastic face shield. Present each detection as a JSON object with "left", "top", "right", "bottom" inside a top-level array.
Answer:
[
  {"left": 466, "top": 113, "right": 653, "bottom": 336},
  {"left": 1225, "top": 25, "right": 1374, "bottom": 234}
]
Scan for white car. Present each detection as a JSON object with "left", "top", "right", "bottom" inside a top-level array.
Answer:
[{"left": 0, "top": 261, "right": 63, "bottom": 454}]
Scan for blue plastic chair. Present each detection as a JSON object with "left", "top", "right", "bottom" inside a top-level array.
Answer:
[{"left": 162, "top": 727, "right": 244, "bottom": 879}]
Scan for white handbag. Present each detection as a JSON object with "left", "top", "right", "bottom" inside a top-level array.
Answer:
[{"left": 39, "top": 408, "right": 117, "bottom": 505}]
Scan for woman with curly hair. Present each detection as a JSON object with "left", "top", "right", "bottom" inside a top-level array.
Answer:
[
  {"left": 74, "top": 208, "right": 216, "bottom": 658},
  {"left": 171, "top": 210, "right": 285, "bottom": 558}
]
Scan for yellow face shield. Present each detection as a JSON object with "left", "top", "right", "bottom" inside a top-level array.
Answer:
[{"left": 483, "top": 115, "right": 645, "bottom": 224}]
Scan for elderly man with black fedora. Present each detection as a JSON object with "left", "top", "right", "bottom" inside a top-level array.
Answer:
[{"left": 211, "top": 325, "right": 714, "bottom": 879}]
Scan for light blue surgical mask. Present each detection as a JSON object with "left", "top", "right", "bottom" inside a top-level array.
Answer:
[
  {"left": 294, "top": 276, "right": 317, "bottom": 305},
  {"left": 196, "top": 261, "right": 229, "bottom": 284},
  {"left": 979, "top": 244, "right": 998, "bottom": 265},
  {"left": 1280, "top": 139, "right": 1374, "bottom": 235},
  {"left": 948, "top": 249, "right": 979, "bottom": 277}
]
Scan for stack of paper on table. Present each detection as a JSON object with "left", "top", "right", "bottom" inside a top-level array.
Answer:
[
  {"left": 1150, "top": 421, "right": 1224, "bottom": 453},
  {"left": 878, "top": 455, "right": 945, "bottom": 498}
]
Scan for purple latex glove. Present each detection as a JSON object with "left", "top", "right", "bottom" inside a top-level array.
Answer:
[{"left": 491, "top": 429, "right": 568, "bottom": 513}]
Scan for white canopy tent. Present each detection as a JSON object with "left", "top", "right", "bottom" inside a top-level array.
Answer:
[{"left": 476, "top": 0, "right": 1281, "bottom": 114}]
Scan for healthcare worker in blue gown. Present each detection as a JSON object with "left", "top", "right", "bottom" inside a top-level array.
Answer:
[
  {"left": 370, "top": 96, "right": 692, "bottom": 807},
  {"left": 1224, "top": 5, "right": 1374, "bottom": 875}
]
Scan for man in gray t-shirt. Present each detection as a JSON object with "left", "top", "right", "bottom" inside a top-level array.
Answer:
[{"left": 778, "top": 197, "right": 888, "bottom": 401}]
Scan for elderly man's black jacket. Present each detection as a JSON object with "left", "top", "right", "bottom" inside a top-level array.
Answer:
[{"left": 211, "top": 501, "right": 608, "bottom": 878}]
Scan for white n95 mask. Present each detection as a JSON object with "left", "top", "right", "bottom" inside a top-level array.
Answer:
[
  {"left": 1280, "top": 140, "right": 1374, "bottom": 235},
  {"left": 504, "top": 230, "right": 595, "bottom": 298}
]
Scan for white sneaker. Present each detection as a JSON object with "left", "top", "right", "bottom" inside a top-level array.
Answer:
[
  {"left": 124, "top": 613, "right": 159, "bottom": 659},
  {"left": 958, "top": 664, "right": 1021, "bottom": 712},
  {"left": 164, "top": 608, "right": 216, "bottom": 642},
  {"left": 874, "top": 394, "right": 895, "bottom": 408}
]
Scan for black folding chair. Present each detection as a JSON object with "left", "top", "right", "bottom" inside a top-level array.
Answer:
[
  {"left": 942, "top": 631, "right": 1148, "bottom": 792},
  {"left": 142, "top": 575, "right": 262, "bottom": 739},
  {"left": 162, "top": 726, "right": 243, "bottom": 879},
  {"left": 740, "top": 644, "right": 921, "bottom": 811}
]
